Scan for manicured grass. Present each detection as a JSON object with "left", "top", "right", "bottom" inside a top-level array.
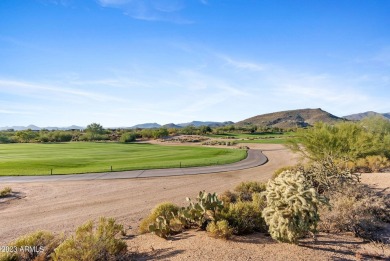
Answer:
[{"left": 0, "top": 142, "right": 247, "bottom": 176}]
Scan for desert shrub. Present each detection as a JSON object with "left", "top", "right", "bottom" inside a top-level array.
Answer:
[
  {"left": 0, "top": 187, "right": 12, "bottom": 197},
  {"left": 301, "top": 157, "right": 360, "bottom": 194},
  {"left": 51, "top": 132, "right": 73, "bottom": 142},
  {"left": 206, "top": 220, "right": 233, "bottom": 239},
  {"left": 352, "top": 155, "right": 390, "bottom": 173},
  {"left": 0, "top": 230, "right": 61, "bottom": 261},
  {"left": 234, "top": 181, "right": 266, "bottom": 201},
  {"left": 119, "top": 132, "right": 137, "bottom": 143},
  {"left": 272, "top": 166, "right": 296, "bottom": 180},
  {"left": 139, "top": 202, "right": 180, "bottom": 234},
  {"left": 318, "top": 184, "right": 390, "bottom": 240},
  {"left": 262, "top": 170, "right": 327, "bottom": 243},
  {"left": 221, "top": 201, "right": 266, "bottom": 235},
  {"left": 252, "top": 192, "right": 267, "bottom": 211},
  {"left": 218, "top": 190, "right": 238, "bottom": 205},
  {"left": 52, "top": 217, "right": 126, "bottom": 261},
  {"left": 79, "top": 133, "right": 108, "bottom": 141}
]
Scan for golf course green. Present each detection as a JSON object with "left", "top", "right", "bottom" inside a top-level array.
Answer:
[{"left": 0, "top": 142, "right": 247, "bottom": 176}]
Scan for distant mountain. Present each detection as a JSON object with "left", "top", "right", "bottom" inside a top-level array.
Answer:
[
  {"left": 162, "top": 123, "right": 182, "bottom": 129},
  {"left": 177, "top": 121, "right": 234, "bottom": 128},
  {"left": 343, "top": 111, "right": 390, "bottom": 121},
  {"left": 0, "top": 124, "right": 40, "bottom": 131},
  {"left": 130, "top": 123, "right": 161, "bottom": 129},
  {"left": 0, "top": 125, "right": 84, "bottom": 131},
  {"left": 236, "top": 108, "right": 343, "bottom": 128}
]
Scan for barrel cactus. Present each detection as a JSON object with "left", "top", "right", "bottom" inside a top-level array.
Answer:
[{"left": 262, "top": 170, "right": 328, "bottom": 243}]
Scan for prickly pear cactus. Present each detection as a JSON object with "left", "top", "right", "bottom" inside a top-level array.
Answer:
[
  {"left": 262, "top": 170, "right": 327, "bottom": 243},
  {"left": 183, "top": 191, "right": 224, "bottom": 229},
  {"left": 148, "top": 217, "right": 171, "bottom": 239}
]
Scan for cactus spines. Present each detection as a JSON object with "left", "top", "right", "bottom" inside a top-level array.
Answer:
[{"left": 262, "top": 170, "right": 328, "bottom": 243}]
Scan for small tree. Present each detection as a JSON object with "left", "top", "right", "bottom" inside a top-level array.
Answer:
[
  {"left": 287, "top": 122, "right": 381, "bottom": 161},
  {"left": 199, "top": 126, "right": 212, "bottom": 135},
  {"left": 85, "top": 123, "right": 105, "bottom": 141}
]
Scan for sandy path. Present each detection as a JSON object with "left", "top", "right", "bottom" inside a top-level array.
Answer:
[{"left": 0, "top": 144, "right": 296, "bottom": 244}]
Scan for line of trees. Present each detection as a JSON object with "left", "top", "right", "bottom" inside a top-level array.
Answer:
[
  {"left": 0, "top": 123, "right": 213, "bottom": 143},
  {"left": 0, "top": 121, "right": 300, "bottom": 144}
]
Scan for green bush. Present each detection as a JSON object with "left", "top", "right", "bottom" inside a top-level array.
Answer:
[
  {"left": 52, "top": 217, "right": 126, "bottom": 261},
  {"left": 0, "top": 135, "right": 11, "bottom": 144},
  {"left": 206, "top": 220, "right": 233, "bottom": 239},
  {"left": 234, "top": 181, "right": 266, "bottom": 201},
  {"left": 262, "top": 170, "right": 327, "bottom": 243},
  {"left": 221, "top": 201, "right": 266, "bottom": 235},
  {"left": 0, "top": 187, "right": 12, "bottom": 197},
  {"left": 119, "top": 132, "right": 137, "bottom": 143},
  {"left": 287, "top": 121, "right": 389, "bottom": 161},
  {"left": 139, "top": 202, "right": 180, "bottom": 234}
]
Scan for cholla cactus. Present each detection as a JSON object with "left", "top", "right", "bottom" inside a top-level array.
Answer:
[{"left": 262, "top": 170, "right": 328, "bottom": 243}]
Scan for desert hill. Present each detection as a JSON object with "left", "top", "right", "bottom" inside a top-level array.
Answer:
[
  {"left": 343, "top": 111, "right": 390, "bottom": 121},
  {"left": 236, "top": 108, "right": 343, "bottom": 128}
]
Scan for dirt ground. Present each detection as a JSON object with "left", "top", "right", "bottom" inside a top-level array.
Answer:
[{"left": 1, "top": 143, "right": 389, "bottom": 260}]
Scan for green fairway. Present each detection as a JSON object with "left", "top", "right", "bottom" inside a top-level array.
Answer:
[{"left": 0, "top": 142, "right": 247, "bottom": 176}]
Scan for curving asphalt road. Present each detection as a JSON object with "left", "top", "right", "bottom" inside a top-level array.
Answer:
[{"left": 0, "top": 149, "right": 267, "bottom": 183}]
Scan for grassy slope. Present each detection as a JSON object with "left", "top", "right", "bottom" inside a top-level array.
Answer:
[{"left": 0, "top": 142, "right": 247, "bottom": 176}]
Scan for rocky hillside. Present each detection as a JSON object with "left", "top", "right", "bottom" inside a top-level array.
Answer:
[
  {"left": 343, "top": 111, "right": 390, "bottom": 121},
  {"left": 236, "top": 108, "right": 343, "bottom": 128}
]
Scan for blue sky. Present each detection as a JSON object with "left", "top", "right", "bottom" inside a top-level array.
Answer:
[{"left": 1, "top": 0, "right": 389, "bottom": 127}]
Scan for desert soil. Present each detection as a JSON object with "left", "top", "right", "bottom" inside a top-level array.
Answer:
[{"left": 0, "top": 143, "right": 389, "bottom": 260}]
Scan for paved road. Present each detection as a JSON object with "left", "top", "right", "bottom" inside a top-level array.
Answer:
[{"left": 0, "top": 149, "right": 267, "bottom": 183}]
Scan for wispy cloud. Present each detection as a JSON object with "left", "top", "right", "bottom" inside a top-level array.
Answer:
[
  {"left": 0, "top": 109, "right": 32, "bottom": 115},
  {"left": 218, "top": 54, "right": 266, "bottom": 72},
  {"left": 0, "top": 79, "right": 126, "bottom": 103},
  {"left": 97, "top": 0, "right": 193, "bottom": 23}
]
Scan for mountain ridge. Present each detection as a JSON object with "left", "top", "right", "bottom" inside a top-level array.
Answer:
[
  {"left": 343, "top": 111, "right": 390, "bottom": 121},
  {"left": 3, "top": 109, "right": 390, "bottom": 131},
  {"left": 236, "top": 108, "right": 343, "bottom": 128}
]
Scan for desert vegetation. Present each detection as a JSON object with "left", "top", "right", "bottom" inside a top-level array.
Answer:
[
  {"left": 1, "top": 116, "right": 389, "bottom": 259},
  {"left": 0, "top": 187, "right": 12, "bottom": 197},
  {"left": 138, "top": 117, "right": 389, "bottom": 246},
  {"left": 0, "top": 217, "right": 129, "bottom": 261},
  {"left": 0, "top": 122, "right": 293, "bottom": 144}
]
